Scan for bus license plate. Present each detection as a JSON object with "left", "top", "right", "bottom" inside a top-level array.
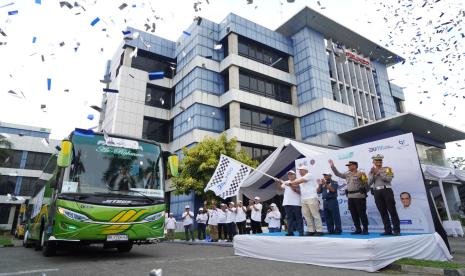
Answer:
[{"left": 107, "top": 235, "right": 128, "bottom": 241}]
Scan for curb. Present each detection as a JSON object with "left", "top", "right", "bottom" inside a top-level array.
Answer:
[
  {"left": 386, "top": 263, "right": 465, "bottom": 276},
  {"left": 162, "top": 240, "right": 233, "bottom": 247}
]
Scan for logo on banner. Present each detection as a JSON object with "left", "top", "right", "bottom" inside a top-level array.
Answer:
[
  {"left": 338, "top": 152, "right": 353, "bottom": 160},
  {"left": 368, "top": 145, "right": 394, "bottom": 153},
  {"left": 396, "top": 139, "right": 410, "bottom": 149}
]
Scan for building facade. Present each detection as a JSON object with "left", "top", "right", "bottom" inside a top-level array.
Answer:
[
  {"left": 100, "top": 7, "right": 407, "bottom": 217},
  {"left": 0, "top": 122, "right": 60, "bottom": 231}
]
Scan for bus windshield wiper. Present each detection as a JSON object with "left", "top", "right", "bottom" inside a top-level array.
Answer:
[{"left": 103, "top": 184, "right": 154, "bottom": 203}]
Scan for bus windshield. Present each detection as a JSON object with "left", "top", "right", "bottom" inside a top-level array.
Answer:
[{"left": 66, "top": 133, "right": 164, "bottom": 198}]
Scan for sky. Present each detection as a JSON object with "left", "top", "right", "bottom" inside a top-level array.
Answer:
[{"left": 0, "top": 0, "right": 464, "bottom": 159}]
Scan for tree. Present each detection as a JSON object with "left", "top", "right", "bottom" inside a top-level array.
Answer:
[
  {"left": 448, "top": 157, "right": 465, "bottom": 170},
  {"left": 171, "top": 134, "right": 258, "bottom": 198},
  {"left": 0, "top": 134, "right": 13, "bottom": 165}
]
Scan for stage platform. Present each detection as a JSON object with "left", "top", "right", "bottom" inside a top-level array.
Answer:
[{"left": 233, "top": 232, "right": 452, "bottom": 272}]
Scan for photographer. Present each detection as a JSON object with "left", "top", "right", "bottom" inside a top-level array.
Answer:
[{"left": 317, "top": 173, "right": 342, "bottom": 234}]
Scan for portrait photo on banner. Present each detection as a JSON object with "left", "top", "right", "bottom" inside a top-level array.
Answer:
[{"left": 295, "top": 133, "right": 435, "bottom": 233}]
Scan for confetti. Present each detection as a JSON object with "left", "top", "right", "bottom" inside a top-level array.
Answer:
[
  {"left": 119, "top": 3, "right": 128, "bottom": 10},
  {"left": 47, "top": 78, "right": 51, "bottom": 91},
  {"left": 90, "top": 17, "right": 100, "bottom": 27},
  {"left": 59, "top": 1, "right": 73, "bottom": 9},
  {"left": 183, "top": 30, "right": 191, "bottom": 36},
  {"left": 103, "top": 88, "right": 119, "bottom": 93},
  {"left": 7, "top": 10, "right": 18, "bottom": 15},
  {"left": 35, "top": 0, "right": 41, "bottom": 4},
  {"left": 87, "top": 114, "right": 94, "bottom": 120},
  {"left": 0, "top": 2, "right": 14, "bottom": 9}
]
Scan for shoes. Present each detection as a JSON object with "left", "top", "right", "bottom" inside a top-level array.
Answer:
[
  {"left": 334, "top": 231, "right": 342, "bottom": 235},
  {"left": 314, "top": 232, "right": 324, "bottom": 236},
  {"left": 305, "top": 232, "right": 315, "bottom": 236},
  {"left": 361, "top": 230, "right": 369, "bottom": 235},
  {"left": 380, "top": 232, "right": 393, "bottom": 236},
  {"left": 299, "top": 233, "right": 304, "bottom": 236},
  {"left": 392, "top": 232, "right": 401, "bottom": 236},
  {"left": 328, "top": 231, "right": 335, "bottom": 234},
  {"left": 285, "top": 233, "right": 294, "bottom": 236},
  {"left": 350, "top": 230, "right": 362, "bottom": 235}
]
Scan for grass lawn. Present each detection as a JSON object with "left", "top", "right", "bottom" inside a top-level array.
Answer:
[
  {"left": 395, "top": 258, "right": 465, "bottom": 269},
  {"left": 0, "top": 236, "right": 13, "bottom": 246}
]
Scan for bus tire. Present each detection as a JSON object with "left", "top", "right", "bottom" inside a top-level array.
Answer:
[
  {"left": 42, "top": 240, "right": 56, "bottom": 257},
  {"left": 117, "top": 242, "right": 133, "bottom": 253},
  {"left": 35, "top": 228, "right": 44, "bottom": 251},
  {"left": 23, "top": 231, "right": 33, "bottom": 248}
]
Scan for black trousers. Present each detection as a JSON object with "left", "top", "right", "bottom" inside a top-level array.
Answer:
[
  {"left": 284, "top": 205, "right": 303, "bottom": 235},
  {"left": 251, "top": 220, "right": 262, "bottom": 234},
  {"left": 218, "top": 223, "right": 227, "bottom": 240},
  {"left": 197, "top": 223, "right": 206, "bottom": 240},
  {"left": 348, "top": 198, "right": 368, "bottom": 231},
  {"left": 323, "top": 198, "right": 342, "bottom": 233},
  {"left": 226, "top": 222, "right": 236, "bottom": 240},
  {"left": 236, "top": 221, "right": 246, "bottom": 235},
  {"left": 184, "top": 224, "right": 194, "bottom": 241},
  {"left": 374, "top": 188, "right": 401, "bottom": 233}
]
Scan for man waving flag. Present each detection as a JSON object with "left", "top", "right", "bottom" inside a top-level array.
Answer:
[{"left": 205, "top": 155, "right": 252, "bottom": 199}]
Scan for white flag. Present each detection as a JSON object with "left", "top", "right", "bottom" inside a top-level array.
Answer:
[{"left": 204, "top": 155, "right": 252, "bottom": 199}]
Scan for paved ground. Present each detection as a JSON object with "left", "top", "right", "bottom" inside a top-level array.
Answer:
[
  {"left": 0, "top": 242, "right": 415, "bottom": 276},
  {"left": 1, "top": 237, "right": 463, "bottom": 276}
]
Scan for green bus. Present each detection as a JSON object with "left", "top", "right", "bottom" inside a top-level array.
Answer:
[{"left": 23, "top": 130, "right": 168, "bottom": 256}]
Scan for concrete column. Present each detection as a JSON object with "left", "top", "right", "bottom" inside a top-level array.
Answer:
[
  {"left": 228, "top": 33, "right": 238, "bottom": 56},
  {"left": 228, "top": 65, "right": 240, "bottom": 90},
  {"left": 288, "top": 56, "right": 295, "bottom": 75},
  {"left": 123, "top": 47, "right": 134, "bottom": 67},
  {"left": 291, "top": 85, "right": 298, "bottom": 106},
  {"left": 294, "top": 118, "right": 302, "bottom": 141},
  {"left": 229, "top": 102, "right": 241, "bottom": 128}
]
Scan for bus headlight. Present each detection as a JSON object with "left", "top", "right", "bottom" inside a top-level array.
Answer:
[
  {"left": 144, "top": 211, "right": 164, "bottom": 222},
  {"left": 58, "top": 207, "right": 90, "bottom": 222}
]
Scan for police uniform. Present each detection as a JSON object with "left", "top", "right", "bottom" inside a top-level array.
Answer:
[
  {"left": 368, "top": 154, "right": 400, "bottom": 235},
  {"left": 331, "top": 161, "right": 369, "bottom": 234},
  {"left": 317, "top": 174, "right": 342, "bottom": 234}
]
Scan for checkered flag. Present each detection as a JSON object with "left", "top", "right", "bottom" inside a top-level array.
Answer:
[{"left": 204, "top": 155, "right": 252, "bottom": 199}]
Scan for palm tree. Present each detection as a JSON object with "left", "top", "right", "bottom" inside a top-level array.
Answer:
[{"left": 0, "top": 134, "right": 13, "bottom": 165}]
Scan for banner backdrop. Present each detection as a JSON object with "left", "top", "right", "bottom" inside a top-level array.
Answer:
[{"left": 295, "top": 133, "right": 434, "bottom": 233}]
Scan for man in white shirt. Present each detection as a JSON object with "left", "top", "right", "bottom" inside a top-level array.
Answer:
[
  {"left": 226, "top": 202, "right": 237, "bottom": 242},
  {"left": 397, "top": 192, "right": 431, "bottom": 233},
  {"left": 288, "top": 165, "right": 323, "bottom": 236},
  {"left": 235, "top": 201, "right": 247, "bottom": 234},
  {"left": 195, "top": 207, "right": 208, "bottom": 240},
  {"left": 217, "top": 203, "right": 228, "bottom": 241},
  {"left": 164, "top": 213, "right": 176, "bottom": 242},
  {"left": 265, "top": 203, "right": 282, "bottom": 232},
  {"left": 277, "top": 170, "right": 303, "bottom": 236},
  {"left": 204, "top": 200, "right": 218, "bottom": 242},
  {"left": 248, "top": 196, "right": 263, "bottom": 234},
  {"left": 182, "top": 205, "right": 195, "bottom": 241}
]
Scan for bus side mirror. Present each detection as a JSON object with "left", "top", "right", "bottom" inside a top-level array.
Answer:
[
  {"left": 168, "top": 155, "right": 179, "bottom": 177},
  {"left": 57, "top": 140, "right": 72, "bottom": 168}
]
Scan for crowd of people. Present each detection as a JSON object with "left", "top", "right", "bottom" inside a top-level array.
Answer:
[{"left": 164, "top": 154, "right": 403, "bottom": 241}]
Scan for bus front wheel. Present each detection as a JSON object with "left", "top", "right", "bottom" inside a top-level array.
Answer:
[{"left": 117, "top": 242, "right": 133, "bottom": 253}]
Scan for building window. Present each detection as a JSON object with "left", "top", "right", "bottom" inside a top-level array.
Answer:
[
  {"left": 394, "top": 98, "right": 403, "bottom": 113},
  {"left": 0, "top": 175, "right": 17, "bottom": 195},
  {"left": 142, "top": 117, "right": 173, "bottom": 143},
  {"left": 240, "top": 107, "right": 295, "bottom": 138},
  {"left": 241, "top": 143, "right": 276, "bottom": 163},
  {"left": 415, "top": 143, "right": 447, "bottom": 167},
  {"left": 1, "top": 150, "right": 23, "bottom": 169},
  {"left": 145, "top": 84, "right": 173, "bottom": 110},
  {"left": 19, "top": 177, "right": 37, "bottom": 196},
  {"left": 239, "top": 71, "right": 292, "bottom": 104},
  {"left": 131, "top": 49, "right": 175, "bottom": 78},
  {"left": 238, "top": 37, "right": 289, "bottom": 72},
  {"left": 24, "top": 152, "right": 51, "bottom": 170},
  {"left": 0, "top": 205, "right": 10, "bottom": 224}
]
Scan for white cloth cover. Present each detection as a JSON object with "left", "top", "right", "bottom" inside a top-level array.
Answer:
[
  {"left": 422, "top": 164, "right": 465, "bottom": 182},
  {"left": 442, "top": 220, "right": 465, "bottom": 237},
  {"left": 234, "top": 233, "right": 452, "bottom": 272},
  {"left": 455, "top": 169, "right": 465, "bottom": 181}
]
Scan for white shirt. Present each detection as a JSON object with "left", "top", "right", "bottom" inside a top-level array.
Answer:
[
  {"left": 207, "top": 209, "right": 218, "bottom": 226},
  {"left": 235, "top": 206, "right": 247, "bottom": 223},
  {"left": 397, "top": 205, "right": 431, "bottom": 233},
  {"left": 165, "top": 217, "right": 176, "bottom": 230},
  {"left": 217, "top": 209, "right": 227, "bottom": 224},
  {"left": 251, "top": 203, "right": 262, "bottom": 222},
  {"left": 196, "top": 213, "right": 208, "bottom": 224},
  {"left": 226, "top": 208, "right": 236, "bottom": 223},
  {"left": 282, "top": 181, "right": 301, "bottom": 206},
  {"left": 182, "top": 211, "right": 194, "bottom": 226},
  {"left": 299, "top": 173, "right": 318, "bottom": 200},
  {"left": 265, "top": 210, "right": 281, "bottom": 228}
]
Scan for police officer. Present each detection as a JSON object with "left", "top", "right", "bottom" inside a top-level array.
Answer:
[
  {"left": 317, "top": 173, "right": 342, "bottom": 234},
  {"left": 368, "top": 154, "right": 401, "bottom": 236},
  {"left": 329, "top": 160, "right": 369, "bottom": 235}
]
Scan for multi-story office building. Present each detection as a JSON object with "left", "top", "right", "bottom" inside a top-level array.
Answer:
[
  {"left": 0, "top": 122, "right": 59, "bottom": 231},
  {"left": 100, "top": 7, "right": 407, "bottom": 215}
]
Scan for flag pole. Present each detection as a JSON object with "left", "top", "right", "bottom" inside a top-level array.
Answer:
[{"left": 223, "top": 155, "right": 278, "bottom": 181}]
